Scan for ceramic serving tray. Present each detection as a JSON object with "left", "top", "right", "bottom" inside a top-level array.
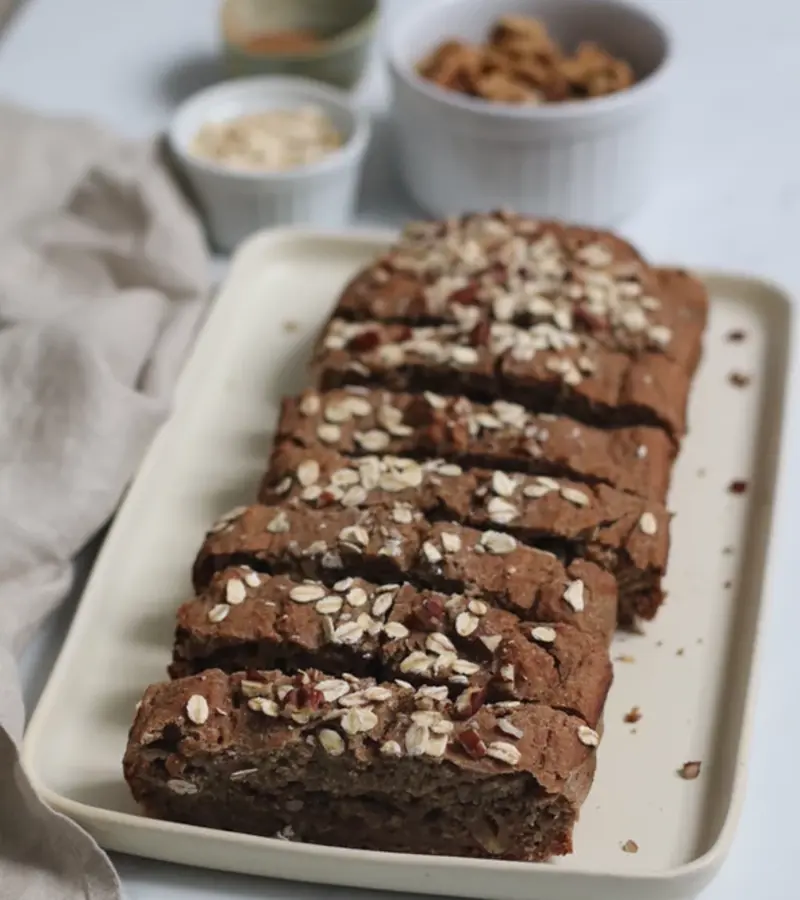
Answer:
[{"left": 21, "top": 228, "right": 794, "bottom": 900}]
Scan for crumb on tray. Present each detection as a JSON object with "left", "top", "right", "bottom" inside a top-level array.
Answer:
[
  {"left": 678, "top": 761, "right": 702, "bottom": 780},
  {"left": 623, "top": 706, "right": 642, "bottom": 724},
  {"left": 728, "top": 371, "right": 751, "bottom": 388}
]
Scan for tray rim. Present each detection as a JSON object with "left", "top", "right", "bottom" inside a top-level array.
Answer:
[{"left": 19, "top": 226, "right": 797, "bottom": 899}]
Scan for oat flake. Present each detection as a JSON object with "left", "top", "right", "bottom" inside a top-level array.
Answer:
[
  {"left": 639, "top": 511, "right": 658, "bottom": 535},
  {"left": 208, "top": 603, "right": 230, "bottom": 624},
  {"left": 290, "top": 583, "right": 326, "bottom": 603},
  {"left": 480, "top": 530, "right": 518, "bottom": 555},
  {"left": 267, "top": 511, "right": 290, "bottom": 534},
  {"left": 497, "top": 718, "right": 524, "bottom": 740},
  {"left": 560, "top": 485, "right": 590, "bottom": 507},
  {"left": 422, "top": 541, "right": 443, "bottom": 564},
  {"left": 296, "top": 459, "right": 320, "bottom": 487},
  {"left": 186, "top": 694, "right": 209, "bottom": 725},
  {"left": 317, "top": 423, "right": 342, "bottom": 444},
  {"left": 531, "top": 625, "right": 557, "bottom": 644},
  {"left": 405, "top": 722, "right": 430, "bottom": 756},
  {"left": 486, "top": 741, "right": 521, "bottom": 766},
  {"left": 341, "top": 707, "right": 378, "bottom": 735},
  {"left": 226, "top": 578, "right": 247, "bottom": 605},
  {"left": 318, "top": 728, "right": 346, "bottom": 756},
  {"left": 242, "top": 570, "right": 261, "bottom": 588},
  {"left": 167, "top": 779, "right": 198, "bottom": 795},
  {"left": 455, "top": 611, "right": 479, "bottom": 636},
  {"left": 384, "top": 621, "right": 410, "bottom": 640}
]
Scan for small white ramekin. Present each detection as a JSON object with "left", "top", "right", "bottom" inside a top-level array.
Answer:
[
  {"left": 388, "top": 0, "right": 674, "bottom": 226},
  {"left": 168, "top": 76, "right": 371, "bottom": 252}
]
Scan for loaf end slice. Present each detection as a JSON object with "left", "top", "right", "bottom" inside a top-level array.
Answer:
[{"left": 124, "top": 668, "right": 600, "bottom": 861}]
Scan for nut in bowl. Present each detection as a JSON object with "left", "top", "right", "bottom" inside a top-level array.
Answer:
[
  {"left": 388, "top": 0, "right": 674, "bottom": 225},
  {"left": 168, "top": 76, "right": 371, "bottom": 253},
  {"left": 418, "top": 13, "right": 636, "bottom": 104}
]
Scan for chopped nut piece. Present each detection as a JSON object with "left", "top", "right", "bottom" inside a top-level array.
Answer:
[
  {"left": 622, "top": 839, "right": 639, "bottom": 854},
  {"left": 456, "top": 727, "right": 488, "bottom": 759},
  {"left": 480, "top": 634, "right": 503, "bottom": 653}
]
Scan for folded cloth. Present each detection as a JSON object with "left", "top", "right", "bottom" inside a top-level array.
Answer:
[{"left": 0, "top": 103, "right": 209, "bottom": 899}]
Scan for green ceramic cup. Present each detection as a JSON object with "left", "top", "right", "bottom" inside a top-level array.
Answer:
[{"left": 221, "top": 0, "right": 380, "bottom": 90}]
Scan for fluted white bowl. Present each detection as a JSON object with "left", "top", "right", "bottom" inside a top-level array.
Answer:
[
  {"left": 168, "top": 76, "right": 371, "bottom": 252},
  {"left": 387, "top": 0, "right": 674, "bottom": 226}
]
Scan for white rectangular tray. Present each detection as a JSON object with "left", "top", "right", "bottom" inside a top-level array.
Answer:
[{"left": 21, "top": 229, "right": 793, "bottom": 900}]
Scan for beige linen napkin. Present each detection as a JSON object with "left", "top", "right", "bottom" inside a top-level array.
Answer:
[{"left": 0, "top": 103, "right": 209, "bottom": 899}]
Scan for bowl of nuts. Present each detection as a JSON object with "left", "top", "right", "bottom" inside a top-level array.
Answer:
[
  {"left": 388, "top": 0, "right": 674, "bottom": 225},
  {"left": 169, "top": 76, "right": 371, "bottom": 252}
]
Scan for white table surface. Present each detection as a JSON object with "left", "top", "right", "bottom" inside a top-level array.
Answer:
[{"left": 5, "top": 0, "right": 800, "bottom": 898}]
